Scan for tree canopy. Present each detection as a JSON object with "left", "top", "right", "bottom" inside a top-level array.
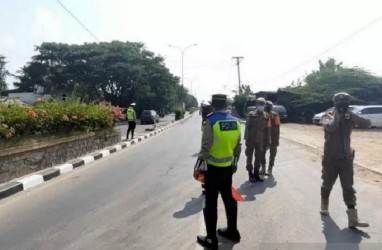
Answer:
[
  {"left": 284, "top": 58, "right": 382, "bottom": 121},
  {"left": 232, "top": 84, "right": 253, "bottom": 117},
  {"left": 14, "top": 41, "right": 196, "bottom": 113},
  {"left": 286, "top": 58, "right": 382, "bottom": 106}
]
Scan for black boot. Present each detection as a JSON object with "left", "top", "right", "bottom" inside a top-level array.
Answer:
[
  {"left": 248, "top": 171, "right": 255, "bottom": 182},
  {"left": 217, "top": 228, "right": 241, "bottom": 242},
  {"left": 196, "top": 235, "right": 218, "bottom": 249},
  {"left": 253, "top": 171, "right": 264, "bottom": 182}
]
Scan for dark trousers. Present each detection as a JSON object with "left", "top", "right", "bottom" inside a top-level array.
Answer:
[
  {"left": 321, "top": 155, "right": 356, "bottom": 207},
  {"left": 245, "top": 142, "right": 263, "bottom": 174},
  {"left": 127, "top": 121, "right": 136, "bottom": 139},
  {"left": 204, "top": 165, "right": 237, "bottom": 240}
]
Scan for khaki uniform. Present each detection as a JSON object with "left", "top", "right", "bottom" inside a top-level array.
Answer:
[
  {"left": 261, "top": 111, "right": 280, "bottom": 168},
  {"left": 321, "top": 111, "right": 370, "bottom": 207},
  {"left": 245, "top": 110, "right": 269, "bottom": 175}
]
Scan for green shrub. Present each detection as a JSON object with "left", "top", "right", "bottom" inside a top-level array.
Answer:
[
  {"left": 0, "top": 100, "right": 126, "bottom": 140},
  {"left": 175, "top": 108, "right": 185, "bottom": 121}
]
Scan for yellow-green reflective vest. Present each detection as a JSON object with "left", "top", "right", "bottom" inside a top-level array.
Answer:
[
  {"left": 207, "top": 113, "right": 241, "bottom": 167},
  {"left": 127, "top": 108, "right": 136, "bottom": 121}
]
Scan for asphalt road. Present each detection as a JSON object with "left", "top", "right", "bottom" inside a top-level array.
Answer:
[
  {"left": 115, "top": 114, "right": 175, "bottom": 140},
  {"left": 0, "top": 115, "right": 381, "bottom": 250}
]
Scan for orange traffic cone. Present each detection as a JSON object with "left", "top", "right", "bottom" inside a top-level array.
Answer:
[{"left": 231, "top": 187, "right": 245, "bottom": 202}]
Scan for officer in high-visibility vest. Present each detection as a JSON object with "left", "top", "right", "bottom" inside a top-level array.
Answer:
[
  {"left": 126, "top": 103, "right": 137, "bottom": 140},
  {"left": 195, "top": 94, "right": 242, "bottom": 249}
]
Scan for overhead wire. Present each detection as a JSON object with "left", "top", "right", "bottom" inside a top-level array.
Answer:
[
  {"left": 56, "top": 0, "right": 101, "bottom": 42},
  {"left": 259, "top": 14, "right": 382, "bottom": 84}
]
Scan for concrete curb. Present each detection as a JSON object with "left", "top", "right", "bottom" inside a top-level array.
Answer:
[
  {"left": 0, "top": 114, "right": 194, "bottom": 201},
  {"left": 282, "top": 136, "right": 382, "bottom": 176}
]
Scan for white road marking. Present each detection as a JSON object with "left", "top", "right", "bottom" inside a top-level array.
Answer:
[
  {"left": 81, "top": 155, "right": 95, "bottom": 164},
  {"left": 100, "top": 149, "right": 111, "bottom": 157},
  {"left": 55, "top": 163, "right": 74, "bottom": 174},
  {"left": 17, "top": 175, "right": 44, "bottom": 190}
]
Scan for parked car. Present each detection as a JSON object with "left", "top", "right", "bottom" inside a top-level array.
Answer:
[
  {"left": 272, "top": 105, "right": 288, "bottom": 122},
  {"left": 313, "top": 107, "right": 334, "bottom": 125},
  {"left": 141, "top": 110, "right": 159, "bottom": 124},
  {"left": 351, "top": 105, "right": 382, "bottom": 128}
]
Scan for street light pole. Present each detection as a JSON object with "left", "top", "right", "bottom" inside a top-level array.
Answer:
[
  {"left": 182, "top": 50, "right": 184, "bottom": 87},
  {"left": 169, "top": 44, "right": 198, "bottom": 109},
  {"left": 169, "top": 43, "right": 198, "bottom": 89}
]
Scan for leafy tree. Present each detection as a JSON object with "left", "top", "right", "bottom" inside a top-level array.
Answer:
[
  {"left": 14, "top": 41, "right": 194, "bottom": 115},
  {"left": 285, "top": 58, "right": 382, "bottom": 122},
  {"left": 232, "top": 84, "right": 253, "bottom": 117}
]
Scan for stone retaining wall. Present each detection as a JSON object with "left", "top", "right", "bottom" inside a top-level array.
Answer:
[{"left": 0, "top": 130, "right": 120, "bottom": 183}]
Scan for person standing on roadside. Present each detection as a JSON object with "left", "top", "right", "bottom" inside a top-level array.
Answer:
[
  {"left": 195, "top": 94, "right": 242, "bottom": 249},
  {"left": 126, "top": 103, "right": 137, "bottom": 140},
  {"left": 320, "top": 92, "right": 370, "bottom": 228},
  {"left": 245, "top": 98, "right": 269, "bottom": 182},
  {"left": 200, "top": 102, "right": 214, "bottom": 195},
  {"left": 260, "top": 101, "right": 280, "bottom": 176}
]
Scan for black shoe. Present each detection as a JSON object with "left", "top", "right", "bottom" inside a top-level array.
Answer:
[
  {"left": 196, "top": 235, "right": 218, "bottom": 250},
  {"left": 254, "top": 174, "right": 264, "bottom": 182},
  {"left": 249, "top": 176, "right": 257, "bottom": 183},
  {"left": 217, "top": 228, "right": 241, "bottom": 243},
  {"left": 248, "top": 171, "right": 254, "bottom": 182}
]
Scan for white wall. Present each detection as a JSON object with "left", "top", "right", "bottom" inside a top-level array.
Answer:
[{"left": 8, "top": 92, "right": 36, "bottom": 104}]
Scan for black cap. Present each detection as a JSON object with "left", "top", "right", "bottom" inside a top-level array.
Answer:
[
  {"left": 211, "top": 94, "right": 227, "bottom": 101},
  {"left": 333, "top": 92, "right": 352, "bottom": 103}
]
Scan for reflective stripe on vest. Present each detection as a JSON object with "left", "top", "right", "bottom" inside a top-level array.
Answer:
[{"left": 207, "top": 118, "right": 241, "bottom": 167}]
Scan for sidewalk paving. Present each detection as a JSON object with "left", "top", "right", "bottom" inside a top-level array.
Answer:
[{"left": 281, "top": 123, "right": 382, "bottom": 175}]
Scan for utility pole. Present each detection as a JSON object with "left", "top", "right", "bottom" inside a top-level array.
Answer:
[{"left": 232, "top": 56, "right": 244, "bottom": 93}]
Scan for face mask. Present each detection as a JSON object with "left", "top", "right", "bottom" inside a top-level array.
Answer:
[
  {"left": 335, "top": 102, "right": 349, "bottom": 113},
  {"left": 257, "top": 106, "right": 265, "bottom": 112}
]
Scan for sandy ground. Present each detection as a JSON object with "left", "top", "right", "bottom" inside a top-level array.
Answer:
[{"left": 281, "top": 123, "right": 382, "bottom": 175}]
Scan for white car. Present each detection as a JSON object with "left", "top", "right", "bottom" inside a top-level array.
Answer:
[
  {"left": 351, "top": 105, "right": 382, "bottom": 128},
  {"left": 312, "top": 107, "right": 334, "bottom": 125},
  {"left": 312, "top": 106, "right": 364, "bottom": 125}
]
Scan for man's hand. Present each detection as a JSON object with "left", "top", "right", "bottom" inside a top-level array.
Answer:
[{"left": 194, "top": 158, "right": 207, "bottom": 180}]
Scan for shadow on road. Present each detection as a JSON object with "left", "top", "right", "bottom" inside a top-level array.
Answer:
[
  {"left": 217, "top": 236, "right": 239, "bottom": 250},
  {"left": 321, "top": 215, "right": 370, "bottom": 250},
  {"left": 173, "top": 195, "right": 204, "bottom": 219},
  {"left": 237, "top": 175, "right": 277, "bottom": 202}
]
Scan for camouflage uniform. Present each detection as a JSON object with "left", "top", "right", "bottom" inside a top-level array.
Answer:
[
  {"left": 261, "top": 101, "right": 280, "bottom": 175},
  {"left": 320, "top": 92, "right": 370, "bottom": 228},
  {"left": 245, "top": 98, "right": 269, "bottom": 181}
]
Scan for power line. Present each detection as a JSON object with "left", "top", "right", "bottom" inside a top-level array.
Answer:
[
  {"left": 260, "top": 14, "right": 382, "bottom": 83},
  {"left": 56, "top": 0, "right": 100, "bottom": 42}
]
